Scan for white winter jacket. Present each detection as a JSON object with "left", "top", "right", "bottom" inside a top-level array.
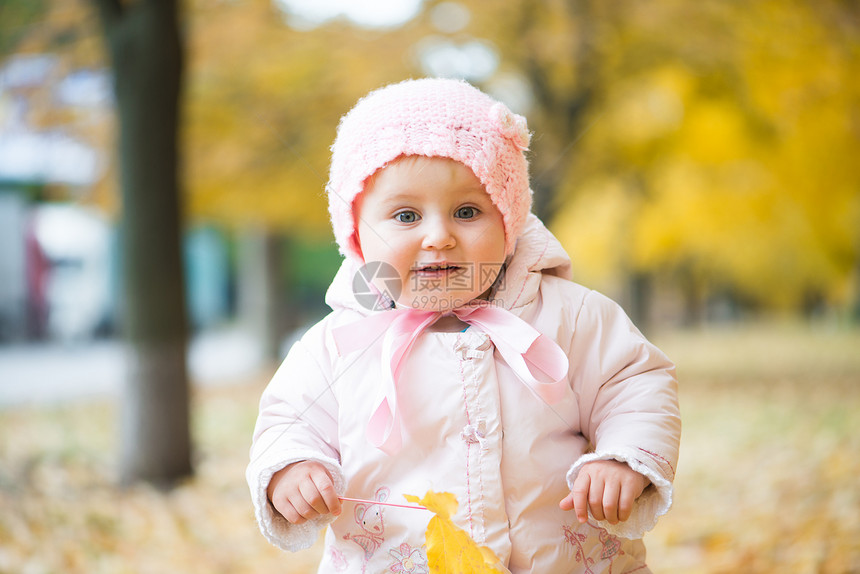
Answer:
[{"left": 247, "top": 215, "right": 680, "bottom": 573}]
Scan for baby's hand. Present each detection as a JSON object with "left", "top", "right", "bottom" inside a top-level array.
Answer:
[
  {"left": 559, "top": 460, "right": 650, "bottom": 525},
  {"left": 267, "top": 460, "right": 342, "bottom": 525}
]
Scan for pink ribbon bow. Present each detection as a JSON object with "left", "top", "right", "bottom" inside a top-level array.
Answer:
[{"left": 332, "top": 304, "right": 569, "bottom": 454}]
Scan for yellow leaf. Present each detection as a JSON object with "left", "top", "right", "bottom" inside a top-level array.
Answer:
[
  {"left": 403, "top": 491, "right": 457, "bottom": 519},
  {"left": 404, "top": 491, "right": 508, "bottom": 574}
]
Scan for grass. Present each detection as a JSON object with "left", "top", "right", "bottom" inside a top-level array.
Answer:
[{"left": 1, "top": 321, "right": 859, "bottom": 573}]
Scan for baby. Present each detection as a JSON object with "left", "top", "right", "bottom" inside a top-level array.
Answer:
[{"left": 247, "top": 78, "right": 680, "bottom": 573}]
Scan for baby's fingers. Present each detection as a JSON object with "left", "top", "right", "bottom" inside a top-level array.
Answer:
[
  {"left": 617, "top": 481, "right": 640, "bottom": 523},
  {"left": 298, "top": 478, "right": 329, "bottom": 517},
  {"left": 277, "top": 499, "right": 309, "bottom": 525},
  {"left": 308, "top": 466, "right": 341, "bottom": 517},
  {"left": 601, "top": 480, "right": 621, "bottom": 524},
  {"left": 570, "top": 472, "right": 592, "bottom": 524},
  {"left": 587, "top": 475, "right": 607, "bottom": 522},
  {"left": 269, "top": 461, "right": 340, "bottom": 524}
]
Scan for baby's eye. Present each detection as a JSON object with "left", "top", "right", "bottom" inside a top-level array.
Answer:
[
  {"left": 394, "top": 210, "right": 419, "bottom": 223},
  {"left": 455, "top": 206, "right": 479, "bottom": 219}
]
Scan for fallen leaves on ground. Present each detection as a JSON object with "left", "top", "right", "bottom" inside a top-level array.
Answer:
[
  {"left": 1, "top": 323, "right": 858, "bottom": 573},
  {"left": 0, "top": 380, "right": 324, "bottom": 574}
]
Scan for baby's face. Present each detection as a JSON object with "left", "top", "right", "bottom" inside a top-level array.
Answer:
[{"left": 356, "top": 156, "right": 506, "bottom": 312}]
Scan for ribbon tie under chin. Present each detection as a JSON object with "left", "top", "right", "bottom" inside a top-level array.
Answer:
[{"left": 332, "top": 305, "right": 569, "bottom": 455}]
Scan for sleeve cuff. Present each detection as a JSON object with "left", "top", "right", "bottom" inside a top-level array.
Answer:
[{"left": 566, "top": 449, "right": 673, "bottom": 540}]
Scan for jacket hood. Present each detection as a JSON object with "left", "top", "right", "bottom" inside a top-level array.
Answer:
[{"left": 324, "top": 213, "right": 572, "bottom": 314}]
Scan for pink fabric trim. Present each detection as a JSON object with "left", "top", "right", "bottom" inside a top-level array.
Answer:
[
  {"left": 332, "top": 304, "right": 569, "bottom": 454},
  {"left": 457, "top": 339, "right": 475, "bottom": 537},
  {"left": 637, "top": 447, "right": 676, "bottom": 479}
]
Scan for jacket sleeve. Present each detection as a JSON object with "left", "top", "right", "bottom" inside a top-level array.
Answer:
[
  {"left": 246, "top": 327, "right": 345, "bottom": 552},
  {"left": 565, "top": 290, "right": 681, "bottom": 539}
]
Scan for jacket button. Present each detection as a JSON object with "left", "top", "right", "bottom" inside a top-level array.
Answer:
[{"left": 460, "top": 420, "right": 487, "bottom": 444}]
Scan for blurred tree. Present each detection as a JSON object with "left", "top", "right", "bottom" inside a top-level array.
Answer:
[
  {"left": 0, "top": 0, "right": 189, "bottom": 482},
  {"left": 458, "top": 0, "right": 664, "bottom": 326},
  {"left": 0, "top": 0, "right": 49, "bottom": 56},
  {"left": 9, "top": 0, "right": 858, "bottom": 349},
  {"left": 92, "top": 0, "right": 191, "bottom": 485},
  {"left": 548, "top": 0, "right": 860, "bottom": 321},
  {"left": 0, "top": 0, "right": 114, "bottom": 207},
  {"left": 454, "top": 0, "right": 603, "bottom": 218}
]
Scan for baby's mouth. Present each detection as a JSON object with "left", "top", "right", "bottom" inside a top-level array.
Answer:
[{"left": 413, "top": 263, "right": 462, "bottom": 276}]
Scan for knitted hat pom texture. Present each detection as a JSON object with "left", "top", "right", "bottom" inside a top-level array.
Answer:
[{"left": 326, "top": 78, "right": 533, "bottom": 261}]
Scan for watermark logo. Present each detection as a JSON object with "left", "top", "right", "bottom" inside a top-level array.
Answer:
[
  {"left": 481, "top": 262, "right": 505, "bottom": 292},
  {"left": 353, "top": 261, "right": 402, "bottom": 311},
  {"left": 408, "top": 262, "right": 505, "bottom": 293}
]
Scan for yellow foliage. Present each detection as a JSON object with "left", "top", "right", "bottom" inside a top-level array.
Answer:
[
  {"left": 679, "top": 101, "right": 750, "bottom": 164},
  {"left": 551, "top": 176, "right": 638, "bottom": 287},
  {"left": 550, "top": 0, "right": 860, "bottom": 311},
  {"left": 7, "top": 0, "right": 859, "bottom": 309},
  {"left": 606, "top": 67, "right": 689, "bottom": 149},
  {"left": 403, "top": 491, "right": 508, "bottom": 574}
]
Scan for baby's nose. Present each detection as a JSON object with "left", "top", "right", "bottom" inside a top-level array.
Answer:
[{"left": 421, "top": 218, "right": 456, "bottom": 250}]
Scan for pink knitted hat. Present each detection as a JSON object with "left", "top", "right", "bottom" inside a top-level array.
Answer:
[{"left": 327, "top": 78, "right": 533, "bottom": 261}]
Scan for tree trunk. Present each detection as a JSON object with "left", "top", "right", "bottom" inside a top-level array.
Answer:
[
  {"left": 515, "top": 0, "right": 600, "bottom": 222},
  {"left": 626, "top": 271, "right": 653, "bottom": 335},
  {"left": 94, "top": 0, "right": 192, "bottom": 485},
  {"left": 853, "top": 239, "right": 860, "bottom": 323},
  {"left": 238, "top": 229, "right": 285, "bottom": 363},
  {"left": 681, "top": 268, "right": 706, "bottom": 328}
]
